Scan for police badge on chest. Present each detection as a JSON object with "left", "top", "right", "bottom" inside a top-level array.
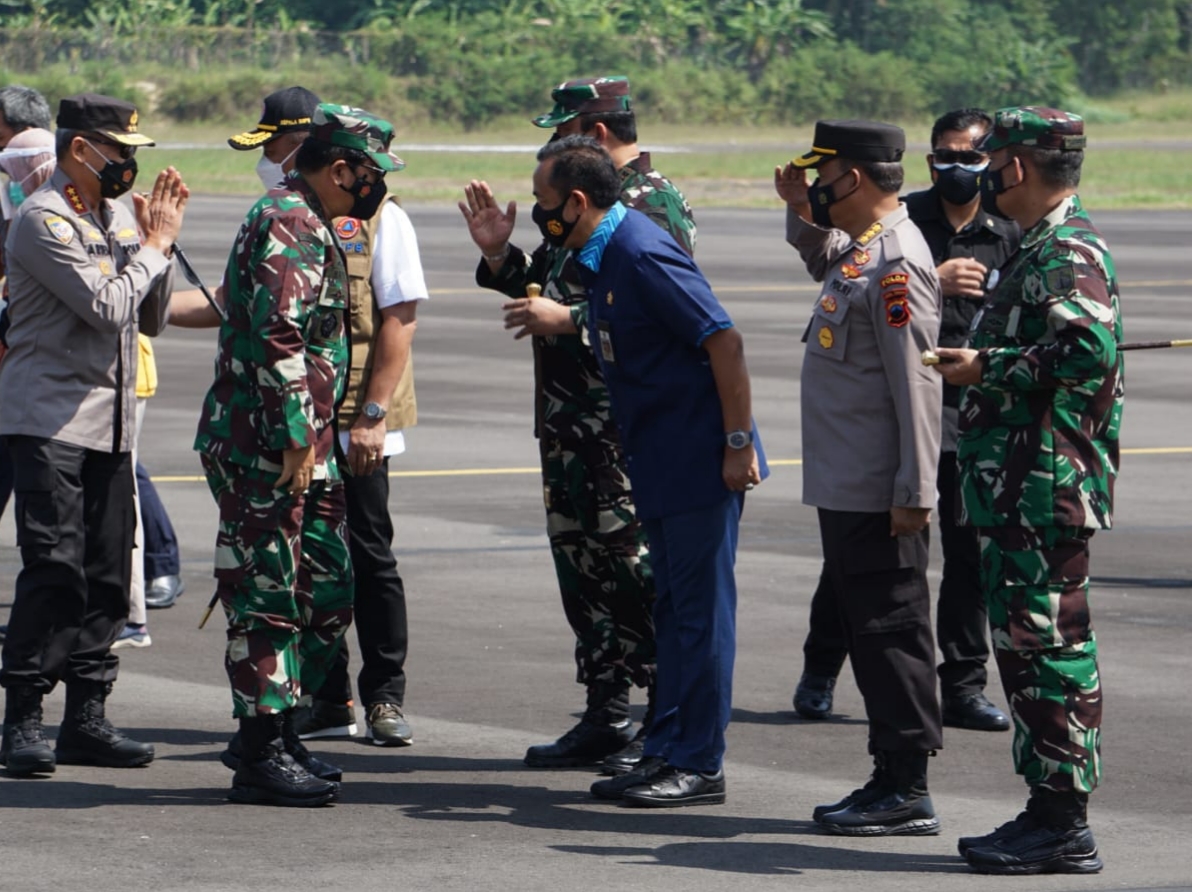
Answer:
[{"left": 596, "top": 319, "right": 615, "bottom": 363}]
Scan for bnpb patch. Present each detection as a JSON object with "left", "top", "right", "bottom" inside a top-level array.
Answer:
[
  {"left": 335, "top": 218, "right": 361, "bottom": 239},
  {"left": 885, "top": 298, "right": 911, "bottom": 328}
]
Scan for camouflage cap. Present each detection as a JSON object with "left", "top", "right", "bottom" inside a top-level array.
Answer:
[
  {"left": 975, "top": 107, "right": 1086, "bottom": 152},
  {"left": 309, "top": 103, "right": 405, "bottom": 172},
  {"left": 532, "top": 76, "right": 632, "bottom": 129}
]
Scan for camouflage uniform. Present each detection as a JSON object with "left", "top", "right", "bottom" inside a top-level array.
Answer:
[
  {"left": 477, "top": 153, "right": 695, "bottom": 692},
  {"left": 194, "top": 173, "right": 353, "bottom": 718},
  {"left": 959, "top": 109, "right": 1123, "bottom": 794}
]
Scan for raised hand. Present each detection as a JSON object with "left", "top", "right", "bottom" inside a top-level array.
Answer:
[{"left": 458, "top": 179, "right": 517, "bottom": 256}]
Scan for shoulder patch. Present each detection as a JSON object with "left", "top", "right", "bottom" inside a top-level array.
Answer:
[
  {"left": 885, "top": 297, "right": 911, "bottom": 328},
  {"left": 880, "top": 273, "right": 909, "bottom": 289},
  {"left": 45, "top": 216, "right": 74, "bottom": 245},
  {"left": 1043, "top": 261, "right": 1076, "bottom": 295}
]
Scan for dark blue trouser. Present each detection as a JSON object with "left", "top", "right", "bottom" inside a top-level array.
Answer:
[
  {"left": 641, "top": 493, "right": 742, "bottom": 773},
  {"left": 136, "top": 462, "right": 180, "bottom": 579}
]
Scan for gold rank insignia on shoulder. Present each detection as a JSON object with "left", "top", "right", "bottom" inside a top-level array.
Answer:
[
  {"left": 818, "top": 326, "right": 835, "bottom": 349},
  {"left": 116, "top": 228, "right": 137, "bottom": 239},
  {"left": 45, "top": 216, "right": 74, "bottom": 245},
  {"left": 606, "top": 291, "right": 614, "bottom": 305},
  {"left": 856, "top": 221, "right": 883, "bottom": 246},
  {"left": 63, "top": 183, "right": 87, "bottom": 215}
]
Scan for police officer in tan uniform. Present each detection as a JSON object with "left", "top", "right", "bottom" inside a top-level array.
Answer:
[
  {"left": 0, "top": 93, "right": 187, "bottom": 776},
  {"left": 775, "top": 120, "right": 944, "bottom": 835}
]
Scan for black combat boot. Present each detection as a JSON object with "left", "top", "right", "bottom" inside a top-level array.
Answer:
[
  {"left": 524, "top": 681, "right": 633, "bottom": 768},
  {"left": 600, "top": 683, "right": 656, "bottom": 776},
  {"left": 229, "top": 713, "right": 339, "bottom": 807},
  {"left": 963, "top": 789, "right": 1103, "bottom": 875},
  {"left": 219, "top": 713, "right": 343, "bottom": 782},
  {"left": 1, "top": 687, "right": 56, "bottom": 776},
  {"left": 813, "top": 751, "right": 886, "bottom": 822},
  {"left": 818, "top": 750, "right": 940, "bottom": 836},
  {"left": 56, "top": 681, "right": 155, "bottom": 767}
]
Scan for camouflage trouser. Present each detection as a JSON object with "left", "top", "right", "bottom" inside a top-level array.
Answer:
[
  {"left": 202, "top": 455, "right": 354, "bottom": 718},
  {"left": 978, "top": 526, "right": 1102, "bottom": 793},
  {"left": 542, "top": 437, "right": 655, "bottom": 689}
]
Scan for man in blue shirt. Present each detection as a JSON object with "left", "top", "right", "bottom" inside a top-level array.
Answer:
[{"left": 501, "top": 134, "right": 766, "bottom": 807}]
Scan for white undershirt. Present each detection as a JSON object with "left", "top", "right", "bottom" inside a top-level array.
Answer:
[{"left": 338, "top": 201, "right": 428, "bottom": 459}]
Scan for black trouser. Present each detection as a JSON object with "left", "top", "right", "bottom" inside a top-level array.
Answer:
[
  {"left": 0, "top": 436, "right": 134, "bottom": 693},
  {"left": 813, "top": 508, "right": 941, "bottom": 753},
  {"left": 802, "top": 455, "right": 991, "bottom": 700},
  {"left": 318, "top": 454, "right": 408, "bottom": 708}
]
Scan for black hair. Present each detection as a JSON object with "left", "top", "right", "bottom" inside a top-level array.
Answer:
[
  {"left": 55, "top": 128, "right": 80, "bottom": 161},
  {"left": 930, "top": 108, "right": 993, "bottom": 149},
  {"left": 294, "top": 138, "right": 369, "bottom": 175},
  {"left": 535, "top": 134, "right": 620, "bottom": 209},
  {"left": 576, "top": 110, "right": 637, "bottom": 144},
  {"left": 0, "top": 85, "right": 52, "bottom": 133},
  {"left": 855, "top": 160, "right": 904, "bottom": 194},
  {"left": 1012, "top": 145, "right": 1083, "bottom": 188}
]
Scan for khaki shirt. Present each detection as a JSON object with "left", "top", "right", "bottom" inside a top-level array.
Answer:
[
  {"left": 788, "top": 205, "right": 942, "bottom": 512},
  {"left": 0, "top": 168, "right": 173, "bottom": 452}
]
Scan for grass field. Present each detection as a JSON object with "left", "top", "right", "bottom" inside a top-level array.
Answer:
[{"left": 141, "top": 92, "right": 1192, "bottom": 209}]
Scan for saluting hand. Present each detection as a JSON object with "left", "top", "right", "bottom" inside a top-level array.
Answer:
[
  {"left": 134, "top": 166, "right": 189, "bottom": 255},
  {"left": 774, "top": 162, "right": 810, "bottom": 209},
  {"left": 459, "top": 179, "right": 516, "bottom": 259}
]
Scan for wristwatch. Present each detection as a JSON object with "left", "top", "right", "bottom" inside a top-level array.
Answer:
[
  {"left": 363, "top": 401, "right": 387, "bottom": 421},
  {"left": 725, "top": 429, "right": 753, "bottom": 450}
]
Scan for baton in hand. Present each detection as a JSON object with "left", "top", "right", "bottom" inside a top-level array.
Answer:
[
  {"left": 923, "top": 340, "right": 1192, "bottom": 366},
  {"left": 198, "top": 592, "right": 219, "bottom": 630},
  {"left": 174, "top": 243, "right": 227, "bottom": 322}
]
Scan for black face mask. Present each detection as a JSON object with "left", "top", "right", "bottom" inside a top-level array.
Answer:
[
  {"left": 341, "top": 173, "right": 387, "bottom": 221},
  {"left": 933, "top": 164, "right": 984, "bottom": 206},
  {"left": 807, "top": 169, "right": 855, "bottom": 228},
  {"left": 979, "top": 162, "right": 1015, "bottom": 218},
  {"left": 532, "top": 199, "right": 576, "bottom": 248},
  {"left": 84, "top": 151, "right": 138, "bottom": 199}
]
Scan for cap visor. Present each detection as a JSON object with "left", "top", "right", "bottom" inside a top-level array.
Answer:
[
  {"left": 227, "top": 129, "right": 273, "bottom": 150},
  {"left": 531, "top": 109, "right": 577, "bottom": 129},
  {"left": 791, "top": 150, "right": 829, "bottom": 169},
  {"left": 371, "top": 151, "right": 405, "bottom": 173},
  {"left": 102, "top": 130, "right": 155, "bottom": 147}
]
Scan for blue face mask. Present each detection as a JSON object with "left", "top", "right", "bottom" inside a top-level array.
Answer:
[{"left": 7, "top": 179, "right": 25, "bottom": 209}]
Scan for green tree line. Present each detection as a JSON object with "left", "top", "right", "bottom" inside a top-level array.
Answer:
[{"left": 1, "top": 0, "right": 1189, "bottom": 128}]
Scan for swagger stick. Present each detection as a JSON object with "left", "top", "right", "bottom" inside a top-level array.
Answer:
[{"left": 922, "top": 340, "right": 1192, "bottom": 366}]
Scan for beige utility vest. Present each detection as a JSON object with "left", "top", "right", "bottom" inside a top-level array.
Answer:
[{"left": 335, "top": 194, "right": 417, "bottom": 432}]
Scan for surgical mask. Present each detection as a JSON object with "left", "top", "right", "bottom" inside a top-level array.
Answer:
[
  {"left": 531, "top": 199, "right": 576, "bottom": 247},
  {"left": 256, "top": 144, "right": 300, "bottom": 191},
  {"left": 82, "top": 139, "right": 137, "bottom": 199},
  {"left": 340, "top": 172, "right": 388, "bottom": 221},
  {"left": 979, "top": 161, "right": 1016, "bottom": 218},
  {"left": 933, "top": 162, "right": 985, "bottom": 206},
  {"left": 806, "top": 169, "right": 856, "bottom": 228},
  {"left": 5, "top": 179, "right": 23, "bottom": 211}
]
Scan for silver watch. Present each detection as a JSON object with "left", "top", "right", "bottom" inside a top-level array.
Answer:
[
  {"left": 725, "top": 429, "right": 753, "bottom": 450},
  {"left": 363, "top": 401, "right": 387, "bottom": 421}
]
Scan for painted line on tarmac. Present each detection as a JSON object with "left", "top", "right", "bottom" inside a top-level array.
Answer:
[{"left": 148, "top": 448, "right": 1188, "bottom": 485}]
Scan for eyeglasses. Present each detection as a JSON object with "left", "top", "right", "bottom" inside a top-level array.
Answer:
[
  {"left": 932, "top": 148, "right": 986, "bottom": 166},
  {"left": 85, "top": 137, "right": 137, "bottom": 161}
]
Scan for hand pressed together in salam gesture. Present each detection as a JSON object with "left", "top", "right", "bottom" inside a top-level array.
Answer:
[{"left": 134, "top": 166, "right": 189, "bottom": 256}]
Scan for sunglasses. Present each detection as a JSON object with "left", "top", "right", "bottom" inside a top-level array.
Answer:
[
  {"left": 932, "top": 148, "right": 986, "bottom": 166},
  {"left": 85, "top": 137, "right": 137, "bottom": 161}
]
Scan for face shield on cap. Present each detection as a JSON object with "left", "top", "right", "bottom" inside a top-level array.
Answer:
[{"left": 0, "top": 128, "right": 56, "bottom": 217}]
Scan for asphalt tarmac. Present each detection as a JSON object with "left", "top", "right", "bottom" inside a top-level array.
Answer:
[{"left": 1, "top": 198, "right": 1190, "bottom": 892}]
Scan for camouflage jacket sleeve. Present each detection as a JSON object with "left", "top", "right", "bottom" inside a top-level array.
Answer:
[
  {"left": 979, "top": 243, "right": 1119, "bottom": 392},
  {"left": 250, "top": 215, "right": 326, "bottom": 452},
  {"left": 475, "top": 243, "right": 542, "bottom": 299},
  {"left": 786, "top": 207, "right": 854, "bottom": 282}
]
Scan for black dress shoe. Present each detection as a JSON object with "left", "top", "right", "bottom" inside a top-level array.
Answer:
[
  {"left": 620, "top": 765, "right": 726, "bottom": 808},
  {"left": 145, "top": 575, "right": 185, "bottom": 610},
  {"left": 793, "top": 672, "right": 836, "bottom": 720},
  {"left": 942, "top": 692, "right": 1010, "bottom": 732},
  {"left": 590, "top": 756, "right": 667, "bottom": 800}
]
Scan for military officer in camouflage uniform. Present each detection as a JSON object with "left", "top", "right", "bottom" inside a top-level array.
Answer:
[
  {"left": 194, "top": 104, "right": 403, "bottom": 807},
  {"left": 935, "top": 107, "right": 1121, "bottom": 876},
  {"left": 776, "top": 120, "right": 944, "bottom": 836},
  {"left": 459, "top": 76, "right": 695, "bottom": 774}
]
